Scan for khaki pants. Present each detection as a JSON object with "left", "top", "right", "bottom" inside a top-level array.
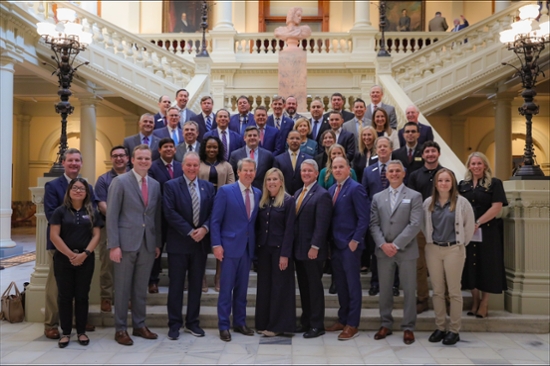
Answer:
[
  {"left": 44, "top": 249, "right": 59, "bottom": 329},
  {"left": 425, "top": 243, "right": 466, "bottom": 333},
  {"left": 416, "top": 232, "right": 429, "bottom": 302},
  {"left": 98, "top": 226, "right": 113, "bottom": 300}
]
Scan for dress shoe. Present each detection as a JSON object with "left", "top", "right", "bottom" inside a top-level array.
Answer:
[
  {"left": 263, "top": 330, "right": 281, "bottom": 337},
  {"left": 393, "top": 287, "right": 400, "bottom": 296},
  {"left": 329, "top": 281, "right": 337, "bottom": 294},
  {"left": 338, "top": 325, "right": 359, "bottom": 341},
  {"left": 202, "top": 276, "right": 208, "bottom": 293},
  {"left": 325, "top": 322, "right": 345, "bottom": 332},
  {"left": 428, "top": 329, "right": 447, "bottom": 343},
  {"left": 77, "top": 333, "right": 90, "bottom": 346},
  {"left": 185, "top": 325, "right": 205, "bottom": 337},
  {"left": 416, "top": 299, "right": 429, "bottom": 314},
  {"left": 368, "top": 286, "right": 379, "bottom": 296},
  {"left": 168, "top": 328, "right": 179, "bottom": 340},
  {"left": 44, "top": 328, "right": 60, "bottom": 340},
  {"left": 374, "top": 326, "right": 392, "bottom": 340},
  {"left": 219, "top": 329, "right": 231, "bottom": 342},
  {"left": 294, "top": 324, "right": 308, "bottom": 333},
  {"left": 85, "top": 323, "right": 95, "bottom": 332},
  {"left": 58, "top": 335, "right": 70, "bottom": 348},
  {"left": 360, "top": 266, "right": 369, "bottom": 273},
  {"left": 442, "top": 332, "right": 460, "bottom": 345},
  {"left": 101, "top": 299, "right": 112, "bottom": 313},
  {"left": 403, "top": 330, "right": 415, "bottom": 345},
  {"left": 233, "top": 325, "right": 254, "bottom": 336},
  {"left": 115, "top": 330, "right": 134, "bottom": 346},
  {"left": 148, "top": 283, "right": 159, "bottom": 294},
  {"left": 303, "top": 328, "right": 325, "bottom": 338},
  {"left": 132, "top": 326, "right": 158, "bottom": 339}
]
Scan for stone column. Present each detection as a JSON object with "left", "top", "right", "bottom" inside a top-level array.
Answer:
[
  {"left": 213, "top": 1, "right": 234, "bottom": 30},
  {"left": 495, "top": 0, "right": 512, "bottom": 13},
  {"left": 493, "top": 93, "right": 514, "bottom": 180},
  {"left": 79, "top": 97, "right": 98, "bottom": 184},
  {"left": 350, "top": 1, "right": 377, "bottom": 61},
  {"left": 210, "top": 1, "right": 237, "bottom": 62},
  {"left": 15, "top": 115, "right": 32, "bottom": 201},
  {"left": 450, "top": 116, "right": 467, "bottom": 163},
  {"left": 353, "top": 0, "right": 372, "bottom": 29}
]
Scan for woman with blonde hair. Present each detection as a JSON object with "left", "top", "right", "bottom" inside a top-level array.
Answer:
[
  {"left": 293, "top": 117, "right": 318, "bottom": 156},
  {"left": 372, "top": 108, "right": 400, "bottom": 151},
  {"left": 318, "top": 144, "right": 357, "bottom": 189},
  {"left": 353, "top": 125, "right": 377, "bottom": 183},
  {"left": 254, "top": 168, "right": 296, "bottom": 337},
  {"left": 423, "top": 169, "right": 475, "bottom": 345},
  {"left": 459, "top": 152, "right": 507, "bottom": 319}
]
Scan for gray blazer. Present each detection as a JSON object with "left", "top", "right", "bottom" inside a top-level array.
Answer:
[
  {"left": 106, "top": 171, "right": 162, "bottom": 253},
  {"left": 123, "top": 134, "right": 161, "bottom": 164},
  {"left": 343, "top": 118, "right": 372, "bottom": 138},
  {"left": 370, "top": 185, "right": 423, "bottom": 260},
  {"left": 175, "top": 141, "right": 200, "bottom": 162},
  {"left": 365, "top": 103, "right": 398, "bottom": 129},
  {"left": 179, "top": 108, "right": 197, "bottom": 128}
]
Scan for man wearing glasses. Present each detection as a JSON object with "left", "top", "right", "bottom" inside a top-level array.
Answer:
[{"left": 397, "top": 105, "right": 434, "bottom": 148}]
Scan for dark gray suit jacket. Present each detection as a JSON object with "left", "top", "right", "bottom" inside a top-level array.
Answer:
[
  {"left": 365, "top": 103, "right": 398, "bottom": 129},
  {"left": 123, "top": 134, "right": 161, "bottom": 167}
]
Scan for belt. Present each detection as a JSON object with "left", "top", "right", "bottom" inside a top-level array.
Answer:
[{"left": 433, "top": 241, "right": 457, "bottom": 247}]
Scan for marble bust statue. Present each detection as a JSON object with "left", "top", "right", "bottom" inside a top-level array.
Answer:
[{"left": 274, "top": 7, "right": 312, "bottom": 47}]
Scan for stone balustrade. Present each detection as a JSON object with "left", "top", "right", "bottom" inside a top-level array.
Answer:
[
  {"left": 375, "top": 32, "right": 450, "bottom": 55},
  {"left": 144, "top": 33, "right": 212, "bottom": 58},
  {"left": 234, "top": 33, "right": 352, "bottom": 54}
]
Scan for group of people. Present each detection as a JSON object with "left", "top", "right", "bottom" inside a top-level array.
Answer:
[{"left": 43, "top": 86, "right": 507, "bottom": 349}]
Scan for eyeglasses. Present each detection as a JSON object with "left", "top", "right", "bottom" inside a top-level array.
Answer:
[
  {"left": 71, "top": 186, "right": 86, "bottom": 192},
  {"left": 404, "top": 130, "right": 418, "bottom": 134},
  {"left": 111, "top": 154, "right": 127, "bottom": 159}
]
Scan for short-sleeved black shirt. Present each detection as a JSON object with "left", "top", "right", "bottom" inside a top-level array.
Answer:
[
  {"left": 408, "top": 164, "right": 444, "bottom": 200},
  {"left": 50, "top": 205, "right": 104, "bottom": 251}
]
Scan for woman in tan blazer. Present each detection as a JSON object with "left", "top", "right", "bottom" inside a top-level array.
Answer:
[{"left": 199, "top": 136, "right": 235, "bottom": 292}]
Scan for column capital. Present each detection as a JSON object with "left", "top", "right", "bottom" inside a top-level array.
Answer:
[
  {"left": 16, "top": 114, "right": 32, "bottom": 124},
  {"left": 76, "top": 94, "right": 101, "bottom": 107},
  {"left": 493, "top": 91, "right": 516, "bottom": 103},
  {"left": 0, "top": 52, "right": 23, "bottom": 71}
]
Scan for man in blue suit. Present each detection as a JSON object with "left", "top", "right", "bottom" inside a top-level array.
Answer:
[
  {"left": 267, "top": 96, "right": 295, "bottom": 155},
  {"left": 190, "top": 96, "right": 217, "bottom": 141},
  {"left": 203, "top": 109, "right": 244, "bottom": 161},
  {"left": 328, "top": 111, "right": 356, "bottom": 163},
  {"left": 211, "top": 158, "right": 261, "bottom": 342},
  {"left": 308, "top": 98, "right": 331, "bottom": 153},
  {"left": 326, "top": 156, "right": 369, "bottom": 340},
  {"left": 398, "top": 105, "right": 434, "bottom": 148},
  {"left": 153, "top": 107, "right": 184, "bottom": 146},
  {"left": 229, "top": 95, "right": 256, "bottom": 136},
  {"left": 153, "top": 95, "right": 171, "bottom": 130},
  {"left": 251, "top": 106, "right": 279, "bottom": 154},
  {"left": 163, "top": 152, "right": 215, "bottom": 340},
  {"left": 274, "top": 130, "right": 312, "bottom": 195},
  {"left": 175, "top": 89, "right": 197, "bottom": 129}
]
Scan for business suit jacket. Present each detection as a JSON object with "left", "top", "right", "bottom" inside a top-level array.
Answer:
[
  {"left": 229, "top": 113, "right": 256, "bottom": 136},
  {"left": 106, "top": 171, "right": 162, "bottom": 253},
  {"left": 429, "top": 16, "right": 449, "bottom": 31},
  {"left": 451, "top": 20, "right": 469, "bottom": 32},
  {"left": 123, "top": 134, "right": 161, "bottom": 166},
  {"left": 307, "top": 116, "right": 330, "bottom": 152},
  {"left": 175, "top": 141, "right": 200, "bottom": 162},
  {"left": 299, "top": 139, "right": 318, "bottom": 157},
  {"left": 361, "top": 163, "right": 386, "bottom": 207},
  {"left": 229, "top": 146, "right": 274, "bottom": 190},
  {"left": 366, "top": 103, "right": 398, "bottom": 129},
  {"left": 323, "top": 110, "right": 355, "bottom": 122},
  {"left": 148, "top": 158, "right": 183, "bottom": 194},
  {"left": 256, "top": 195, "right": 296, "bottom": 258},
  {"left": 178, "top": 108, "right": 197, "bottom": 128},
  {"left": 343, "top": 118, "right": 371, "bottom": 138},
  {"left": 255, "top": 125, "right": 279, "bottom": 153},
  {"left": 273, "top": 151, "right": 312, "bottom": 195},
  {"left": 267, "top": 115, "right": 294, "bottom": 155},
  {"left": 337, "top": 129, "right": 356, "bottom": 163},
  {"left": 153, "top": 112, "right": 166, "bottom": 130},
  {"left": 153, "top": 126, "right": 184, "bottom": 145},
  {"left": 190, "top": 113, "right": 216, "bottom": 141},
  {"left": 203, "top": 128, "right": 245, "bottom": 158},
  {"left": 198, "top": 161, "right": 235, "bottom": 190},
  {"left": 392, "top": 145, "right": 424, "bottom": 180},
  {"left": 398, "top": 122, "right": 434, "bottom": 148},
  {"left": 329, "top": 178, "right": 369, "bottom": 250},
  {"left": 353, "top": 149, "right": 377, "bottom": 183}
]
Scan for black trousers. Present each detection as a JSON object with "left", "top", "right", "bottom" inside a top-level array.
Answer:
[
  {"left": 295, "top": 259, "right": 325, "bottom": 330},
  {"left": 53, "top": 251, "right": 95, "bottom": 336}
]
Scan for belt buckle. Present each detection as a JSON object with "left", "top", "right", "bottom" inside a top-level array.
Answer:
[{"left": 72, "top": 249, "right": 80, "bottom": 253}]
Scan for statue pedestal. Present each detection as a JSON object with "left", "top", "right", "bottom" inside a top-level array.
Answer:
[{"left": 278, "top": 45, "right": 307, "bottom": 114}]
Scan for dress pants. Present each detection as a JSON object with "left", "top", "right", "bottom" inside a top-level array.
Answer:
[
  {"left": 368, "top": 232, "right": 399, "bottom": 289},
  {"left": 218, "top": 248, "right": 251, "bottom": 331},
  {"left": 167, "top": 250, "right": 207, "bottom": 331},
  {"left": 98, "top": 226, "right": 113, "bottom": 301},
  {"left": 416, "top": 232, "right": 429, "bottom": 302},
  {"left": 113, "top": 240, "right": 156, "bottom": 331},
  {"left": 53, "top": 251, "right": 95, "bottom": 336},
  {"left": 378, "top": 255, "right": 417, "bottom": 330},
  {"left": 149, "top": 222, "right": 167, "bottom": 285},
  {"left": 295, "top": 259, "right": 325, "bottom": 330},
  {"left": 44, "top": 249, "right": 59, "bottom": 330},
  {"left": 332, "top": 246, "right": 363, "bottom": 327}
]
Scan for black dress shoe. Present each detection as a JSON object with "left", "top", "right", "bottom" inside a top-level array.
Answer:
[
  {"left": 368, "top": 286, "right": 379, "bottom": 296},
  {"left": 442, "top": 332, "right": 460, "bottom": 345},
  {"left": 329, "top": 281, "right": 337, "bottom": 294},
  {"left": 393, "top": 287, "right": 400, "bottom": 296},
  {"left": 303, "top": 328, "right": 325, "bottom": 338},
  {"left": 233, "top": 325, "right": 254, "bottom": 336},
  {"left": 219, "top": 329, "right": 231, "bottom": 342},
  {"left": 295, "top": 324, "right": 308, "bottom": 333},
  {"left": 428, "top": 329, "right": 447, "bottom": 343}
]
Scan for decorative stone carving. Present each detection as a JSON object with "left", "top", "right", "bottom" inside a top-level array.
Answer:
[{"left": 274, "top": 7, "right": 312, "bottom": 48}]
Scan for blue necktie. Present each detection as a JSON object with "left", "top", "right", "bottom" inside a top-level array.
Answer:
[
  {"left": 142, "top": 136, "right": 149, "bottom": 145},
  {"left": 171, "top": 129, "right": 178, "bottom": 145},
  {"left": 206, "top": 116, "right": 212, "bottom": 131},
  {"left": 312, "top": 120, "right": 319, "bottom": 140}
]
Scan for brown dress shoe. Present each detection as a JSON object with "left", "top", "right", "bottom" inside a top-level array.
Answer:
[
  {"left": 416, "top": 300, "right": 429, "bottom": 314},
  {"left": 338, "top": 325, "right": 359, "bottom": 340},
  {"left": 132, "top": 326, "right": 158, "bottom": 339},
  {"left": 44, "top": 328, "right": 60, "bottom": 339},
  {"left": 374, "top": 326, "right": 393, "bottom": 340},
  {"left": 115, "top": 330, "right": 134, "bottom": 346},
  {"left": 101, "top": 299, "right": 112, "bottom": 313},
  {"left": 148, "top": 283, "right": 159, "bottom": 294},
  {"left": 86, "top": 323, "right": 95, "bottom": 332},
  {"left": 325, "top": 322, "right": 345, "bottom": 332},
  {"left": 403, "top": 330, "right": 415, "bottom": 345},
  {"left": 202, "top": 275, "right": 208, "bottom": 293}
]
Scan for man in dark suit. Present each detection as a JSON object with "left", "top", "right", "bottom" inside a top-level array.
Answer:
[
  {"left": 398, "top": 105, "right": 435, "bottom": 148},
  {"left": 211, "top": 158, "right": 261, "bottom": 342},
  {"left": 175, "top": 88, "right": 197, "bottom": 129},
  {"left": 108, "top": 145, "right": 162, "bottom": 346},
  {"left": 229, "top": 95, "right": 255, "bottom": 136},
  {"left": 267, "top": 96, "right": 294, "bottom": 156},
  {"left": 163, "top": 152, "right": 215, "bottom": 340},
  {"left": 153, "top": 107, "right": 184, "bottom": 146},
  {"left": 251, "top": 106, "right": 279, "bottom": 154},
  {"left": 294, "top": 159, "right": 333, "bottom": 338},
  {"left": 323, "top": 92, "right": 354, "bottom": 122},
  {"left": 123, "top": 113, "right": 161, "bottom": 167},
  {"left": 451, "top": 15, "right": 469, "bottom": 32},
  {"left": 273, "top": 130, "right": 312, "bottom": 195},
  {"left": 365, "top": 85, "right": 398, "bottom": 129},
  {"left": 308, "top": 98, "right": 330, "bottom": 153},
  {"left": 325, "top": 157, "right": 369, "bottom": 340},
  {"left": 153, "top": 95, "right": 171, "bottom": 130},
  {"left": 328, "top": 111, "right": 356, "bottom": 163},
  {"left": 203, "top": 109, "right": 244, "bottom": 161},
  {"left": 174, "top": 12, "right": 193, "bottom": 33},
  {"left": 393, "top": 122, "right": 424, "bottom": 181},
  {"left": 370, "top": 160, "right": 423, "bottom": 345},
  {"left": 284, "top": 96, "right": 305, "bottom": 121},
  {"left": 229, "top": 126, "right": 274, "bottom": 190},
  {"left": 191, "top": 96, "right": 217, "bottom": 141},
  {"left": 175, "top": 121, "right": 201, "bottom": 162},
  {"left": 343, "top": 98, "right": 371, "bottom": 138}
]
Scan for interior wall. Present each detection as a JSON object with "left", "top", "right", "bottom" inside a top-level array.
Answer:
[
  {"left": 140, "top": 1, "right": 163, "bottom": 34},
  {"left": 101, "top": 2, "right": 140, "bottom": 34}
]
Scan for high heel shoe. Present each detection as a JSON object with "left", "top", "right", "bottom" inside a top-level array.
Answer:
[
  {"left": 476, "top": 303, "right": 488, "bottom": 318},
  {"left": 58, "top": 335, "right": 70, "bottom": 348}
]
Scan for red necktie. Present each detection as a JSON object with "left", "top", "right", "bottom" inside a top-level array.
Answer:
[
  {"left": 141, "top": 177, "right": 148, "bottom": 207},
  {"left": 250, "top": 149, "right": 255, "bottom": 160},
  {"left": 245, "top": 188, "right": 251, "bottom": 219},
  {"left": 167, "top": 163, "right": 174, "bottom": 179},
  {"left": 332, "top": 183, "right": 341, "bottom": 205}
]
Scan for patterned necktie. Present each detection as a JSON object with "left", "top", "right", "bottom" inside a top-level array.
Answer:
[
  {"left": 206, "top": 116, "right": 212, "bottom": 131},
  {"left": 189, "top": 181, "right": 200, "bottom": 227},
  {"left": 390, "top": 189, "right": 398, "bottom": 211},
  {"left": 221, "top": 130, "right": 228, "bottom": 160},
  {"left": 167, "top": 163, "right": 174, "bottom": 179},
  {"left": 291, "top": 152, "right": 297, "bottom": 170},
  {"left": 380, "top": 163, "right": 389, "bottom": 189},
  {"left": 171, "top": 129, "right": 178, "bottom": 145},
  {"left": 142, "top": 136, "right": 149, "bottom": 145},
  {"left": 276, "top": 117, "right": 281, "bottom": 130},
  {"left": 296, "top": 188, "right": 307, "bottom": 213},
  {"left": 332, "top": 183, "right": 342, "bottom": 205},
  {"left": 312, "top": 120, "right": 319, "bottom": 140},
  {"left": 188, "top": 144, "right": 193, "bottom": 152},
  {"left": 244, "top": 188, "right": 251, "bottom": 219},
  {"left": 141, "top": 177, "right": 148, "bottom": 206},
  {"left": 241, "top": 116, "right": 247, "bottom": 135}
]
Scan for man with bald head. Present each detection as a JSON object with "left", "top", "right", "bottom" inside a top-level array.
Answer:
[
  {"left": 398, "top": 105, "right": 434, "bottom": 147},
  {"left": 123, "top": 113, "right": 161, "bottom": 167}
]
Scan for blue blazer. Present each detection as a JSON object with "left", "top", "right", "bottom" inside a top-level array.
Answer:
[
  {"left": 163, "top": 177, "right": 215, "bottom": 254},
  {"left": 229, "top": 113, "right": 256, "bottom": 136},
  {"left": 153, "top": 126, "right": 184, "bottom": 146},
  {"left": 329, "top": 178, "right": 369, "bottom": 250},
  {"left": 255, "top": 125, "right": 279, "bottom": 154},
  {"left": 398, "top": 122, "right": 434, "bottom": 148},
  {"left": 228, "top": 146, "right": 274, "bottom": 190},
  {"left": 361, "top": 163, "right": 386, "bottom": 209},
  {"left": 191, "top": 113, "right": 217, "bottom": 141},
  {"left": 307, "top": 116, "right": 331, "bottom": 153},
  {"left": 267, "top": 115, "right": 295, "bottom": 156},
  {"left": 210, "top": 182, "right": 261, "bottom": 259},
  {"left": 203, "top": 129, "right": 245, "bottom": 158},
  {"left": 148, "top": 158, "right": 184, "bottom": 193},
  {"left": 273, "top": 151, "right": 312, "bottom": 195},
  {"left": 153, "top": 112, "right": 166, "bottom": 130},
  {"left": 299, "top": 139, "right": 319, "bottom": 158}
]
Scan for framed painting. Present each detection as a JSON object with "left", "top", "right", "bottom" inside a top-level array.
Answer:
[
  {"left": 163, "top": 1, "right": 212, "bottom": 33},
  {"left": 384, "top": 1, "right": 425, "bottom": 32}
]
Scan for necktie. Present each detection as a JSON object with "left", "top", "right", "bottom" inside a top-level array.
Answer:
[
  {"left": 296, "top": 188, "right": 307, "bottom": 213},
  {"left": 188, "top": 144, "right": 193, "bottom": 152},
  {"left": 332, "top": 183, "right": 342, "bottom": 205},
  {"left": 291, "top": 152, "right": 297, "bottom": 170},
  {"left": 276, "top": 117, "right": 281, "bottom": 129},
  {"left": 221, "top": 130, "right": 228, "bottom": 160},
  {"left": 171, "top": 129, "right": 178, "bottom": 145},
  {"left": 244, "top": 188, "right": 251, "bottom": 219},
  {"left": 206, "top": 116, "right": 212, "bottom": 131},
  {"left": 241, "top": 116, "right": 247, "bottom": 135},
  {"left": 167, "top": 163, "right": 174, "bottom": 179},
  {"left": 141, "top": 177, "right": 148, "bottom": 207},
  {"left": 390, "top": 189, "right": 398, "bottom": 211},
  {"left": 380, "top": 163, "right": 389, "bottom": 189},
  {"left": 312, "top": 120, "right": 319, "bottom": 140},
  {"left": 189, "top": 181, "right": 200, "bottom": 227},
  {"left": 142, "top": 136, "right": 149, "bottom": 145},
  {"left": 408, "top": 148, "right": 413, "bottom": 163},
  {"left": 260, "top": 128, "right": 265, "bottom": 145},
  {"left": 250, "top": 149, "right": 255, "bottom": 160},
  {"left": 163, "top": 116, "right": 167, "bottom": 126}
]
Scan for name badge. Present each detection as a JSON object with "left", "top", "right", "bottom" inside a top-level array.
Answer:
[
  {"left": 402, "top": 199, "right": 411, "bottom": 204},
  {"left": 82, "top": 215, "right": 90, "bottom": 220},
  {"left": 414, "top": 157, "right": 423, "bottom": 162}
]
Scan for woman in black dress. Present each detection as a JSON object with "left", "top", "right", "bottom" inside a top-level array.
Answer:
[
  {"left": 255, "top": 168, "right": 296, "bottom": 336},
  {"left": 459, "top": 152, "right": 507, "bottom": 318},
  {"left": 49, "top": 178, "right": 102, "bottom": 348}
]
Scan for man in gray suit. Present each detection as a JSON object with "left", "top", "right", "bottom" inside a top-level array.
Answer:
[
  {"left": 175, "top": 121, "right": 201, "bottom": 162},
  {"left": 365, "top": 86, "right": 398, "bottom": 129},
  {"left": 343, "top": 98, "right": 371, "bottom": 138},
  {"left": 107, "top": 145, "right": 162, "bottom": 346},
  {"left": 123, "top": 113, "right": 161, "bottom": 167},
  {"left": 370, "top": 160, "right": 423, "bottom": 345}
]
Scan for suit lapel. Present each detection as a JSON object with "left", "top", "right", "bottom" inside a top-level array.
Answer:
[
  {"left": 233, "top": 183, "right": 248, "bottom": 220},
  {"left": 129, "top": 173, "right": 146, "bottom": 207},
  {"left": 390, "top": 187, "right": 407, "bottom": 216},
  {"left": 297, "top": 184, "right": 315, "bottom": 216}
]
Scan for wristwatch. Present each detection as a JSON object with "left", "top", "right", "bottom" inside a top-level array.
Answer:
[
  {"left": 475, "top": 220, "right": 480, "bottom": 225},
  {"left": 84, "top": 250, "right": 91, "bottom": 256}
]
